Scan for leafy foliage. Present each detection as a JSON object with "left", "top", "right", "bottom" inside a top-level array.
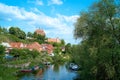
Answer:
[
  {"left": 0, "top": 27, "right": 8, "bottom": 34},
  {"left": 27, "top": 32, "right": 33, "bottom": 38},
  {"left": 0, "top": 45, "right": 5, "bottom": 63},
  {"left": 0, "top": 65, "right": 18, "bottom": 80},
  {"left": 65, "top": 43, "right": 72, "bottom": 54},
  {"left": 0, "top": 45, "right": 5, "bottom": 54},
  {"left": 61, "top": 39, "right": 65, "bottom": 46},
  {"left": 33, "top": 32, "right": 46, "bottom": 44},
  {"left": 9, "top": 48, "right": 40, "bottom": 59},
  {"left": 73, "top": 0, "right": 120, "bottom": 80},
  {"left": 9, "top": 27, "right": 26, "bottom": 39}
]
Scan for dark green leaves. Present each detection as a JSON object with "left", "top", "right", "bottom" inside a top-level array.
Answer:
[
  {"left": 73, "top": 0, "right": 120, "bottom": 80},
  {"left": 9, "top": 27, "right": 26, "bottom": 39}
]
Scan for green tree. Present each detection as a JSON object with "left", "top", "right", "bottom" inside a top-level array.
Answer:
[
  {"left": 27, "top": 32, "right": 33, "bottom": 38},
  {"left": 74, "top": 0, "right": 120, "bottom": 80},
  {"left": 0, "top": 45, "right": 5, "bottom": 54},
  {"left": 10, "top": 48, "right": 40, "bottom": 59},
  {"left": 33, "top": 32, "right": 45, "bottom": 44},
  {"left": 61, "top": 39, "right": 65, "bottom": 46},
  {"left": 0, "top": 45, "right": 5, "bottom": 63},
  {"left": 0, "top": 27, "right": 8, "bottom": 34},
  {"left": 54, "top": 47, "right": 61, "bottom": 54},
  {"left": 65, "top": 43, "right": 72, "bottom": 54},
  {"left": 9, "top": 27, "right": 26, "bottom": 39}
]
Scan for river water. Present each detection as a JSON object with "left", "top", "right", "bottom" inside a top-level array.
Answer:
[{"left": 20, "top": 63, "right": 78, "bottom": 80}]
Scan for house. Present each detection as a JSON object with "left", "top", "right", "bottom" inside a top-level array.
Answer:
[
  {"left": 35, "top": 29, "right": 45, "bottom": 36},
  {"left": 9, "top": 42, "right": 42, "bottom": 52},
  {"left": 46, "top": 38, "right": 61, "bottom": 43},
  {"left": 3, "top": 42, "right": 54, "bottom": 55},
  {"left": 10, "top": 42, "right": 25, "bottom": 49},
  {"left": 41, "top": 44, "right": 54, "bottom": 55},
  {"left": 26, "top": 42, "right": 42, "bottom": 52}
]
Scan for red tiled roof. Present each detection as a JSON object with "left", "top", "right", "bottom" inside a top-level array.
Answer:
[
  {"left": 41, "top": 44, "right": 54, "bottom": 54},
  {"left": 9, "top": 42, "right": 53, "bottom": 53},
  {"left": 47, "top": 38, "right": 61, "bottom": 43},
  {"left": 35, "top": 29, "right": 45, "bottom": 36},
  {"left": 26, "top": 42, "right": 42, "bottom": 52},
  {"left": 10, "top": 42, "right": 42, "bottom": 52},
  {"left": 10, "top": 42, "right": 24, "bottom": 48}
]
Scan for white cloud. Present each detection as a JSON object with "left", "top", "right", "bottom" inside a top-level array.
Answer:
[
  {"left": 56, "top": 14, "right": 79, "bottom": 23},
  {"left": 0, "top": 3, "right": 79, "bottom": 44},
  {"left": 27, "top": 0, "right": 43, "bottom": 6},
  {"left": 30, "top": 8, "right": 42, "bottom": 13},
  {"left": 48, "top": 0, "right": 63, "bottom": 5},
  {"left": 36, "top": 0, "right": 44, "bottom": 5}
]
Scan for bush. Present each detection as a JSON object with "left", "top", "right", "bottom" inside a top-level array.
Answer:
[{"left": 0, "top": 45, "right": 5, "bottom": 54}]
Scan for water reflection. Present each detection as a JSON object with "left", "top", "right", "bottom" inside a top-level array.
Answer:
[
  {"left": 36, "top": 69, "right": 44, "bottom": 77},
  {"left": 53, "top": 63, "right": 60, "bottom": 73},
  {"left": 20, "top": 63, "right": 77, "bottom": 80}
]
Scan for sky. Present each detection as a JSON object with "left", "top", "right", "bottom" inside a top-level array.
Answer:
[{"left": 0, "top": 0, "right": 97, "bottom": 44}]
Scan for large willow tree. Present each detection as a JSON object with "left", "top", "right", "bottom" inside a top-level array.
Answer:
[{"left": 74, "top": 0, "right": 120, "bottom": 80}]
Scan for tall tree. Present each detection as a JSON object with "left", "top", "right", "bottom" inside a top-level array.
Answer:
[
  {"left": 65, "top": 43, "right": 72, "bottom": 54},
  {"left": 0, "top": 27, "right": 8, "bottom": 34},
  {"left": 9, "top": 27, "right": 26, "bottom": 39},
  {"left": 61, "top": 39, "right": 65, "bottom": 46},
  {"left": 74, "top": 0, "right": 120, "bottom": 80},
  {"left": 33, "top": 32, "right": 45, "bottom": 44},
  {"left": 27, "top": 32, "right": 33, "bottom": 38}
]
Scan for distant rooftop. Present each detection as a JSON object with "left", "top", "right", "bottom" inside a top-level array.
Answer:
[
  {"left": 46, "top": 38, "right": 61, "bottom": 43},
  {"left": 35, "top": 29, "right": 45, "bottom": 36}
]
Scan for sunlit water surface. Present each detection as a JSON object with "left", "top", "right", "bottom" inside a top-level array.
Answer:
[{"left": 20, "top": 64, "right": 77, "bottom": 80}]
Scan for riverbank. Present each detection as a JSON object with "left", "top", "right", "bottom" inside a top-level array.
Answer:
[
  {"left": 20, "top": 63, "right": 78, "bottom": 80},
  {"left": 0, "top": 53, "right": 72, "bottom": 80}
]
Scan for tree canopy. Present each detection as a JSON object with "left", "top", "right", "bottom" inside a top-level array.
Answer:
[
  {"left": 9, "top": 27, "right": 26, "bottom": 39},
  {"left": 73, "top": 0, "right": 120, "bottom": 80},
  {"left": 0, "top": 45, "right": 5, "bottom": 54},
  {"left": 27, "top": 32, "right": 33, "bottom": 38}
]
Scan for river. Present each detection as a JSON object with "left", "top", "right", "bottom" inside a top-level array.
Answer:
[{"left": 20, "top": 63, "right": 78, "bottom": 80}]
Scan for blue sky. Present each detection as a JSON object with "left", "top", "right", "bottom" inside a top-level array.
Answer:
[{"left": 0, "top": 0, "right": 97, "bottom": 44}]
